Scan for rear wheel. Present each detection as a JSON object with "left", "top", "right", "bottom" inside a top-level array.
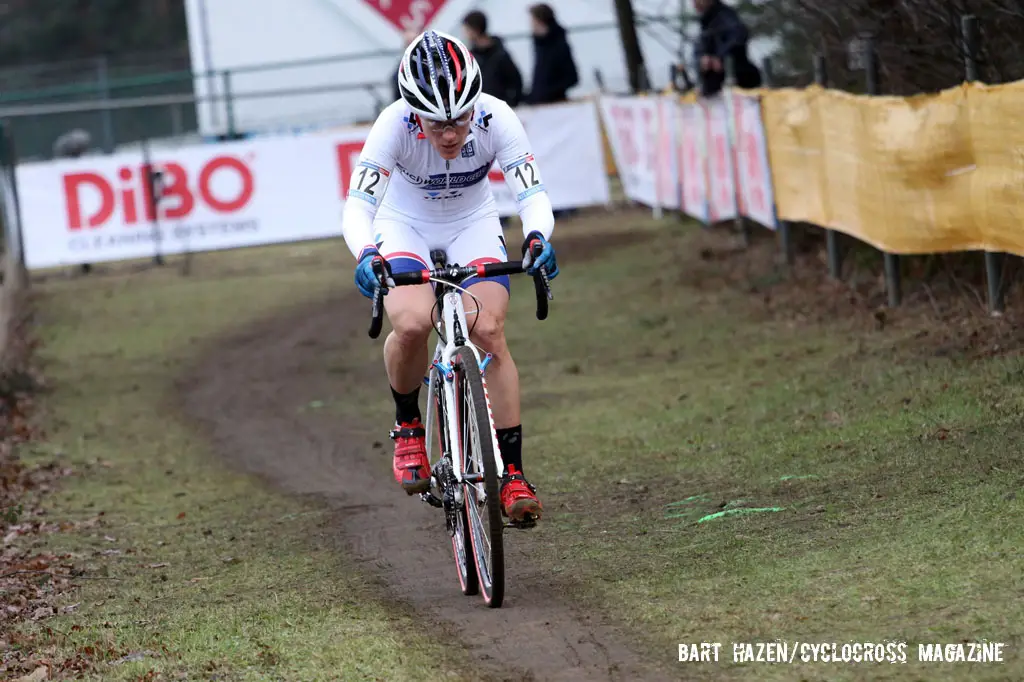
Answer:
[
  {"left": 427, "top": 366, "right": 478, "bottom": 596},
  {"left": 455, "top": 346, "right": 505, "bottom": 608}
]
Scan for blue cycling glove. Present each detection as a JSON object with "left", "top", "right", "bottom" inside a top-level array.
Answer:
[
  {"left": 523, "top": 231, "right": 558, "bottom": 279},
  {"left": 354, "top": 248, "right": 390, "bottom": 299}
]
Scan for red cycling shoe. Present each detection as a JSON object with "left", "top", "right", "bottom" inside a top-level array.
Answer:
[
  {"left": 390, "top": 419, "right": 431, "bottom": 494},
  {"left": 500, "top": 465, "right": 542, "bottom": 525}
]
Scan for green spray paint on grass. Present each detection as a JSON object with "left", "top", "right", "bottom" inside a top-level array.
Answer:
[
  {"left": 663, "top": 494, "right": 785, "bottom": 522},
  {"left": 696, "top": 507, "right": 786, "bottom": 523}
]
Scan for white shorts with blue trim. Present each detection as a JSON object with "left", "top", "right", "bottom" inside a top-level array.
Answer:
[{"left": 371, "top": 211, "right": 512, "bottom": 292}]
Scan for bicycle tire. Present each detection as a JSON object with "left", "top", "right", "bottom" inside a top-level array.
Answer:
[
  {"left": 455, "top": 345, "right": 505, "bottom": 608},
  {"left": 427, "top": 365, "right": 478, "bottom": 596},
  {"left": 452, "top": 504, "right": 477, "bottom": 596}
]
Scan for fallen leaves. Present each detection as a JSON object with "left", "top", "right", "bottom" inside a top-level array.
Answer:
[
  {"left": 14, "top": 666, "right": 49, "bottom": 682},
  {"left": 0, "top": 332, "right": 89, "bottom": 679}
]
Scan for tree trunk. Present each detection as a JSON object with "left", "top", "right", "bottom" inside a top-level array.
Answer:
[{"left": 613, "top": 0, "right": 650, "bottom": 92}]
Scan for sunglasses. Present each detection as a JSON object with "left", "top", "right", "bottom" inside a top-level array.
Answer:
[{"left": 421, "top": 110, "right": 473, "bottom": 133}]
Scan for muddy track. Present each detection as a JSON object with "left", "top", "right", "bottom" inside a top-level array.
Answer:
[{"left": 178, "top": 228, "right": 677, "bottom": 682}]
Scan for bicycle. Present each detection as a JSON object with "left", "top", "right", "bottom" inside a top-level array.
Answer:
[{"left": 366, "top": 239, "right": 552, "bottom": 608}]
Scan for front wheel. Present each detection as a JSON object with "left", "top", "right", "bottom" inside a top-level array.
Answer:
[
  {"left": 428, "top": 365, "right": 479, "bottom": 596},
  {"left": 455, "top": 346, "right": 505, "bottom": 608},
  {"left": 451, "top": 503, "right": 477, "bottom": 595}
]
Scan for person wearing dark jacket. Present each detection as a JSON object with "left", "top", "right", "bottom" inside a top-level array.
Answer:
[
  {"left": 525, "top": 4, "right": 579, "bottom": 105},
  {"left": 391, "top": 29, "right": 420, "bottom": 102},
  {"left": 462, "top": 11, "right": 524, "bottom": 107},
  {"left": 693, "top": 0, "right": 761, "bottom": 97}
]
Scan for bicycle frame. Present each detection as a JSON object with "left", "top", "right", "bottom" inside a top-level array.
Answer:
[
  {"left": 424, "top": 283, "right": 503, "bottom": 507},
  {"left": 366, "top": 242, "right": 551, "bottom": 511},
  {"left": 366, "top": 242, "right": 552, "bottom": 606}
]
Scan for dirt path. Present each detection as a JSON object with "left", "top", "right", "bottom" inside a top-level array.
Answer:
[{"left": 178, "top": 229, "right": 677, "bottom": 682}]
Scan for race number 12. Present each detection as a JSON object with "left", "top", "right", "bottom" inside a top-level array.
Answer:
[
  {"left": 349, "top": 161, "right": 391, "bottom": 206},
  {"left": 513, "top": 161, "right": 539, "bottom": 190}
]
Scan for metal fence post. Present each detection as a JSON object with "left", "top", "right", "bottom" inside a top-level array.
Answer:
[
  {"left": 96, "top": 56, "right": 116, "bottom": 153},
  {"left": 222, "top": 70, "right": 236, "bottom": 138},
  {"left": 815, "top": 54, "right": 842, "bottom": 279},
  {"left": 141, "top": 138, "right": 165, "bottom": 267},
  {"left": 725, "top": 55, "right": 750, "bottom": 247},
  {"left": 962, "top": 14, "right": 1004, "bottom": 315},
  {"left": 864, "top": 37, "right": 901, "bottom": 307}
]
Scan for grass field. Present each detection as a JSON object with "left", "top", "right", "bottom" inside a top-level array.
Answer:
[
  {"left": 15, "top": 210, "right": 1024, "bottom": 680},
  {"left": 17, "top": 244, "right": 475, "bottom": 681},
  {"left": 309, "top": 214, "right": 1024, "bottom": 680}
]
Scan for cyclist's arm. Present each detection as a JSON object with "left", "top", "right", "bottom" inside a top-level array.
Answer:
[
  {"left": 341, "top": 104, "right": 405, "bottom": 259},
  {"left": 493, "top": 103, "right": 555, "bottom": 241}
]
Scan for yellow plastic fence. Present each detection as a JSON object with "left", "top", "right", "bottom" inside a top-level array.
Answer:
[{"left": 759, "top": 81, "right": 1024, "bottom": 256}]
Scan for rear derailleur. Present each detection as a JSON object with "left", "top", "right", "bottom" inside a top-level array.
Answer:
[{"left": 420, "top": 456, "right": 461, "bottom": 536}]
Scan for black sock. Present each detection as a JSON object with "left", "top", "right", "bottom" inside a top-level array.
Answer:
[
  {"left": 391, "top": 386, "right": 421, "bottom": 424},
  {"left": 496, "top": 425, "right": 523, "bottom": 476}
]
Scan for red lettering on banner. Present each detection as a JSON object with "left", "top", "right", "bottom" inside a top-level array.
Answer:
[
  {"left": 745, "top": 135, "right": 759, "bottom": 180},
  {"left": 712, "top": 129, "right": 730, "bottom": 208},
  {"left": 752, "top": 186, "right": 765, "bottom": 213},
  {"left": 743, "top": 133, "right": 758, "bottom": 213},
  {"left": 64, "top": 173, "right": 114, "bottom": 229},
  {"left": 159, "top": 164, "right": 194, "bottom": 219},
  {"left": 117, "top": 168, "right": 138, "bottom": 223},
  {"left": 63, "top": 155, "right": 254, "bottom": 230},
  {"left": 336, "top": 141, "right": 365, "bottom": 197},
  {"left": 200, "top": 157, "right": 252, "bottom": 211},
  {"left": 610, "top": 105, "right": 638, "bottom": 167},
  {"left": 714, "top": 136, "right": 727, "bottom": 180},
  {"left": 361, "top": 0, "right": 447, "bottom": 33},
  {"left": 641, "top": 106, "right": 657, "bottom": 170}
]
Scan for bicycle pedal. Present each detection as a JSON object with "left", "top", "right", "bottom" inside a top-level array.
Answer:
[{"left": 420, "top": 491, "right": 444, "bottom": 508}]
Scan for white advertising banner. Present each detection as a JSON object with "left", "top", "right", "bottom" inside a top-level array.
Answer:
[
  {"left": 729, "top": 92, "right": 778, "bottom": 230},
  {"left": 599, "top": 96, "right": 658, "bottom": 207},
  {"left": 654, "top": 96, "right": 681, "bottom": 211},
  {"left": 704, "top": 95, "right": 738, "bottom": 223},
  {"left": 678, "top": 100, "right": 709, "bottom": 223},
  {"left": 602, "top": 91, "right": 778, "bottom": 229},
  {"left": 17, "top": 101, "right": 610, "bottom": 270},
  {"left": 600, "top": 95, "right": 695, "bottom": 212}
]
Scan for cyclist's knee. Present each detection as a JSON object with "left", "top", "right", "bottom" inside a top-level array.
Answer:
[
  {"left": 471, "top": 313, "right": 506, "bottom": 349},
  {"left": 388, "top": 306, "right": 433, "bottom": 345}
]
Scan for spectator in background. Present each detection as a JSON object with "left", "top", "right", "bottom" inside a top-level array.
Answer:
[
  {"left": 462, "top": 10, "right": 524, "bottom": 107},
  {"left": 525, "top": 4, "right": 579, "bottom": 105},
  {"left": 392, "top": 29, "right": 421, "bottom": 102},
  {"left": 693, "top": 0, "right": 761, "bottom": 97},
  {"left": 526, "top": 4, "right": 579, "bottom": 220}
]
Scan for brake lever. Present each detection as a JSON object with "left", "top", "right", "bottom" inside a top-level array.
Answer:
[
  {"left": 368, "top": 256, "right": 391, "bottom": 339},
  {"left": 368, "top": 284, "right": 384, "bottom": 338},
  {"left": 536, "top": 265, "right": 554, "bottom": 301},
  {"left": 526, "top": 240, "right": 552, "bottom": 321}
]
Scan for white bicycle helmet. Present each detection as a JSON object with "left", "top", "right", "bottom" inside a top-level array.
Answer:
[{"left": 397, "top": 30, "right": 483, "bottom": 121}]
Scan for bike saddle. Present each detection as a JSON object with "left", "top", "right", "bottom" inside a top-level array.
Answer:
[{"left": 430, "top": 249, "right": 448, "bottom": 268}]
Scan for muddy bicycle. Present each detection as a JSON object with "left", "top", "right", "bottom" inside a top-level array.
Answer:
[{"left": 366, "top": 239, "right": 552, "bottom": 608}]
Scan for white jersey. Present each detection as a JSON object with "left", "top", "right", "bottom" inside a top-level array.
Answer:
[{"left": 341, "top": 93, "right": 555, "bottom": 260}]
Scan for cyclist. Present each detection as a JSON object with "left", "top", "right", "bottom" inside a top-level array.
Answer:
[{"left": 340, "top": 29, "right": 559, "bottom": 526}]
